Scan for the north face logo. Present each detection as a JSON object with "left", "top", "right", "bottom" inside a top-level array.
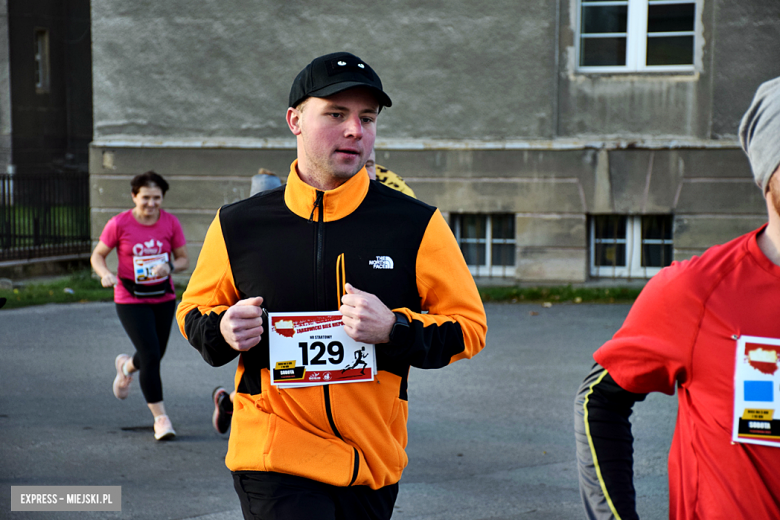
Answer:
[{"left": 369, "top": 256, "right": 394, "bottom": 269}]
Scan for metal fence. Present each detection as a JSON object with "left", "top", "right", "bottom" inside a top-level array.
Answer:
[{"left": 0, "top": 171, "right": 91, "bottom": 262}]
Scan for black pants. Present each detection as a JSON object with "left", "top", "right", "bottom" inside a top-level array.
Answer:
[
  {"left": 115, "top": 300, "right": 176, "bottom": 404},
  {"left": 232, "top": 471, "right": 398, "bottom": 520}
]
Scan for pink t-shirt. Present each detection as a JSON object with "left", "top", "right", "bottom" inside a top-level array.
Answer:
[{"left": 99, "top": 209, "right": 186, "bottom": 304}]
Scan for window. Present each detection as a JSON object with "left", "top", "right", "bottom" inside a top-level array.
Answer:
[
  {"left": 34, "top": 28, "right": 50, "bottom": 93},
  {"left": 451, "top": 214, "right": 516, "bottom": 278},
  {"left": 590, "top": 215, "right": 673, "bottom": 278},
  {"left": 577, "top": 0, "right": 696, "bottom": 72}
]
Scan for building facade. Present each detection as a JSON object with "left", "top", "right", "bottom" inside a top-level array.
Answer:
[
  {"left": 89, "top": 0, "right": 780, "bottom": 283},
  {"left": 0, "top": 0, "right": 93, "bottom": 272},
  {"left": 2, "top": 0, "right": 92, "bottom": 177}
]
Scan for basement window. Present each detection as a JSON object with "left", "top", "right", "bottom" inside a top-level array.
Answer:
[
  {"left": 451, "top": 213, "right": 516, "bottom": 278},
  {"left": 590, "top": 214, "right": 673, "bottom": 278}
]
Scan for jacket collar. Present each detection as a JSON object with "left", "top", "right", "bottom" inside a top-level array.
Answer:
[{"left": 284, "top": 159, "right": 369, "bottom": 222}]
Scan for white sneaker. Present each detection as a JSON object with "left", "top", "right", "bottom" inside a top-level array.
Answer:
[
  {"left": 112, "top": 354, "right": 133, "bottom": 400},
  {"left": 154, "top": 414, "right": 176, "bottom": 441}
]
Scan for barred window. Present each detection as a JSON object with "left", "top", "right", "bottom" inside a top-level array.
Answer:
[
  {"left": 590, "top": 214, "right": 673, "bottom": 278},
  {"left": 451, "top": 214, "right": 516, "bottom": 278}
]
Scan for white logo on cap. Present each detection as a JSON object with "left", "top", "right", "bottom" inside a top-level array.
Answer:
[
  {"left": 358, "top": 63, "right": 365, "bottom": 68},
  {"left": 338, "top": 61, "right": 346, "bottom": 66}
]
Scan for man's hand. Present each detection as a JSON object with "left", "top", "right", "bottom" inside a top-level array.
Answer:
[
  {"left": 220, "top": 297, "right": 264, "bottom": 351},
  {"left": 340, "top": 284, "right": 395, "bottom": 344}
]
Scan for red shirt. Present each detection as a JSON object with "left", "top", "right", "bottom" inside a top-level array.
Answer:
[
  {"left": 99, "top": 209, "right": 186, "bottom": 304},
  {"left": 595, "top": 226, "right": 780, "bottom": 519}
]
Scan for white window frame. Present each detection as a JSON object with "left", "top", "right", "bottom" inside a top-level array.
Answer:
[
  {"left": 576, "top": 0, "right": 698, "bottom": 73},
  {"left": 589, "top": 215, "right": 673, "bottom": 278},
  {"left": 452, "top": 214, "right": 516, "bottom": 278}
]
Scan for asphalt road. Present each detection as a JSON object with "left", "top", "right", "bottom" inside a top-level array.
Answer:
[{"left": 0, "top": 301, "right": 676, "bottom": 519}]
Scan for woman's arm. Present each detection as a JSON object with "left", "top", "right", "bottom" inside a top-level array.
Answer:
[
  {"left": 151, "top": 245, "right": 189, "bottom": 277},
  {"left": 90, "top": 240, "right": 118, "bottom": 287},
  {"left": 171, "top": 245, "right": 189, "bottom": 272}
]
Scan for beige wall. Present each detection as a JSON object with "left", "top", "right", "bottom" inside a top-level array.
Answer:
[
  {"left": 90, "top": 142, "right": 767, "bottom": 283},
  {"left": 88, "top": 0, "right": 780, "bottom": 283}
]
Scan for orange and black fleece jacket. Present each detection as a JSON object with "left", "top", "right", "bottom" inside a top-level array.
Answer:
[{"left": 177, "top": 160, "right": 487, "bottom": 490}]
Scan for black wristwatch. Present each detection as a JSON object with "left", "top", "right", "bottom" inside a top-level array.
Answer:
[
  {"left": 388, "top": 312, "right": 412, "bottom": 346},
  {"left": 168, "top": 259, "right": 175, "bottom": 272}
]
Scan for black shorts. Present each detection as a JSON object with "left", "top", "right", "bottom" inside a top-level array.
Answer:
[{"left": 232, "top": 471, "right": 398, "bottom": 520}]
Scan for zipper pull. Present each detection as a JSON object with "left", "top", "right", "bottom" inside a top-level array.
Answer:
[{"left": 308, "top": 190, "right": 324, "bottom": 222}]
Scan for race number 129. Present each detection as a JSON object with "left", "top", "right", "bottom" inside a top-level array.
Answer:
[
  {"left": 298, "top": 340, "right": 344, "bottom": 366},
  {"left": 268, "top": 311, "right": 375, "bottom": 387}
]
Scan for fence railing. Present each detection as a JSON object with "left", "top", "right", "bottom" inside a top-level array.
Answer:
[{"left": 0, "top": 171, "right": 91, "bottom": 262}]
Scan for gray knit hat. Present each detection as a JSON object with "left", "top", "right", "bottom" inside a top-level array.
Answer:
[{"left": 739, "top": 76, "right": 780, "bottom": 192}]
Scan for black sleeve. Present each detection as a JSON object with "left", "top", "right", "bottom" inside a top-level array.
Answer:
[
  {"left": 183, "top": 307, "right": 240, "bottom": 367},
  {"left": 574, "top": 362, "right": 648, "bottom": 520},
  {"left": 382, "top": 319, "right": 467, "bottom": 370}
]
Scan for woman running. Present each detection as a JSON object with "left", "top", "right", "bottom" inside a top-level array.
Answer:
[{"left": 91, "top": 171, "right": 188, "bottom": 440}]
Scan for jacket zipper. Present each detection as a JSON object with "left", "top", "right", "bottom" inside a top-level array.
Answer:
[
  {"left": 310, "top": 190, "right": 325, "bottom": 310},
  {"left": 312, "top": 190, "right": 360, "bottom": 485}
]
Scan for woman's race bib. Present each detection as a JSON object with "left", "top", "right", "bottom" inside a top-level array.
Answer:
[{"left": 133, "top": 253, "right": 170, "bottom": 284}]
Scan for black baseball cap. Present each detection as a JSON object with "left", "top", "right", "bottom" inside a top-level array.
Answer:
[{"left": 288, "top": 52, "right": 392, "bottom": 109}]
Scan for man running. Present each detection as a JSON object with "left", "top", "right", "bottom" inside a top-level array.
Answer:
[
  {"left": 178, "top": 52, "right": 487, "bottom": 520},
  {"left": 574, "top": 76, "right": 780, "bottom": 519}
]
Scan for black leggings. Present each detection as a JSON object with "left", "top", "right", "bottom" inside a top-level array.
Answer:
[{"left": 115, "top": 300, "right": 176, "bottom": 404}]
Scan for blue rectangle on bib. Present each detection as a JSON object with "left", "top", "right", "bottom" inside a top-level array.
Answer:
[{"left": 744, "top": 380, "right": 774, "bottom": 402}]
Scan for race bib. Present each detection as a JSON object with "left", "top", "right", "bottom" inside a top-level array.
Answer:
[
  {"left": 133, "top": 253, "right": 169, "bottom": 284},
  {"left": 732, "top": 335, "right": 780, "bottom": 447},
  {"left": 268, "top": 311, "right": 375, "bottom": 388}
]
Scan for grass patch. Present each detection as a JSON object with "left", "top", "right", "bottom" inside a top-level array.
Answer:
[
  {"left": 479, "top": 285, "right": 642, "bottom": 304},
  {"left": 0, "top": 270, "right": 186, "bottom": 310},
  {"left": 1, "top": 204, "right": 89, "bottom": 248},
  {"left": 0, "top": 270, "right": 640, "bottom": 310}
]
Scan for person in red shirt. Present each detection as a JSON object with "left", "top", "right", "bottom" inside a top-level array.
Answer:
[{"left": 574, "top": 76, "right": 780, "bottom": 520}]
